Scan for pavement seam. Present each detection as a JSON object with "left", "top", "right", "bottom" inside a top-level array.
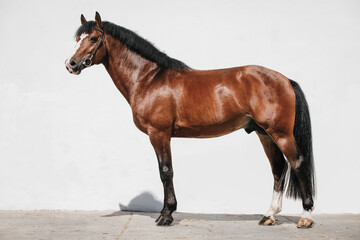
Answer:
[
  {"left": 280, "top": 215, "right": 297, "bottom": 224},
  {"left": 118, "top": 212, "right": 133, "bottom": 239}
]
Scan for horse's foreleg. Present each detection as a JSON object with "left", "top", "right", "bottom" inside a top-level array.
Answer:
[
  {"left": 149, "top": 129, "right": 177, "bottom": 226},
  {"left": 257, "top": 133, "right": 287, "bottom": 225}
]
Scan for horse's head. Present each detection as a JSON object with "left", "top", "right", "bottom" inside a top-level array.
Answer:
[{"left": 65, "top": 12, "right": 107, "bottom": 75}]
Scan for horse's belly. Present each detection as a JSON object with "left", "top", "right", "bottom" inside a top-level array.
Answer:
[{"left": 173, "top": 115, "right": 251, "bottom": 138}]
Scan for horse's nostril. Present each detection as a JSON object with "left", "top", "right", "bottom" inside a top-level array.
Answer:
[{"left": 70, "top": 60, "right": 77, "bottom": 67}]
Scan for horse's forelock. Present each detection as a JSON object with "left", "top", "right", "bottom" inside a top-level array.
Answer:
[{"left": 75, "top": 21, "right": 97, "bottom": 38}]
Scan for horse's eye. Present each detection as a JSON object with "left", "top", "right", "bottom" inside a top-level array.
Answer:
[{"left": 90, "top": 36, "right": 98, "bottom": 42}]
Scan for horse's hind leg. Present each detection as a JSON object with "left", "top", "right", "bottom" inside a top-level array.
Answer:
[
  {"left": 149, "top": 129, "right": 177, "bottom": 226},
  {"left": 257, "top": 133, "right": 287, "bottom": 225},
  {"left": 267, "top": 131, "right": 314, "bottom": 228}
]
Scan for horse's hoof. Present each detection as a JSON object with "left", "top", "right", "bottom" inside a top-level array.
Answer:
[
  {"left": 258, "top": 216, "right": 275, "bottom": 225},
  {"left": 297, "top": 218, "right": 313, "bottom": 228},
  {"left": 156, "top": 214, "right": 173, "bottom": 226}
]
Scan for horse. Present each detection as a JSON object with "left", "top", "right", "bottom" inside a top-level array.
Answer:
[{"left": 65, "top": 12, "right": 315, "bottom": 228}]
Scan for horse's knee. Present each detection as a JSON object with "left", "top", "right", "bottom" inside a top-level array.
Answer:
[{"left": 159, "top": 165, "right": 173, "bottom": 182}]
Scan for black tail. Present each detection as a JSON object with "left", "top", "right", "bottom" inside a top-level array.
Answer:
[{"left": 286, "top": 80, "right": 316, "bottom": 200}]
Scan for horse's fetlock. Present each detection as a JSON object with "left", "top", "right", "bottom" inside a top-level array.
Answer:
[
  {"left": 303, "top": 197, "right": 314, "bottom": 211},
  {"left": 167, "top": 194, "right": 177, "bottom": 205}
]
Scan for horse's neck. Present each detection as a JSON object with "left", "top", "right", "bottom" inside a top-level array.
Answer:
[{"left": 103, "top": 36, "right": 159, "bottom": 104}]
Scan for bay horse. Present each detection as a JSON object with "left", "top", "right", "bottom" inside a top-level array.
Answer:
[{"left": 65, "top": 12, "right": 315, "bottom": 228}]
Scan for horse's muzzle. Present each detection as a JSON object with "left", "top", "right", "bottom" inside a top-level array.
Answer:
[{"left": 65, "top": 59, "right": 83, "bottom": 75}]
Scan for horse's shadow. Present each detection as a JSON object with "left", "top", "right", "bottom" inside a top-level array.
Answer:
[
  {"left": 102, "top": 191, "right": 299, "bottom": 225},
  {"left": 117, "top": 191, "right": 163, "bottom": 213}
]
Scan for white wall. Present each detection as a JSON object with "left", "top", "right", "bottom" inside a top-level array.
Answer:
[{"left": 0, "top": 0, "right": 359, "bottom": 214}]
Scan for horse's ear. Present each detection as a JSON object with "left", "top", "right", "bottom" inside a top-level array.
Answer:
[
  {"left": 95, "top": 11, "right": 103, "bottom": 29},
  {"left": 81, "top": 14, "right": 87, "bottom": 25}
]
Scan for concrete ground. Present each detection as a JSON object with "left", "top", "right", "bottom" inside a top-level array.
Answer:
[{"left": 0, "top": 211, "right": 359, "bottom": 240}]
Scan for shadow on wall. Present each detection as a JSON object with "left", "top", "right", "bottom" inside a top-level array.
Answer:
[{"left": 119, "top": 191, "right": 163, "bottom": 212}]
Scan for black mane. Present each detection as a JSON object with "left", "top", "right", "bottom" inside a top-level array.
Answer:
[{"left": 76, "top": 21, "right": 189, "bottom": 71}]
